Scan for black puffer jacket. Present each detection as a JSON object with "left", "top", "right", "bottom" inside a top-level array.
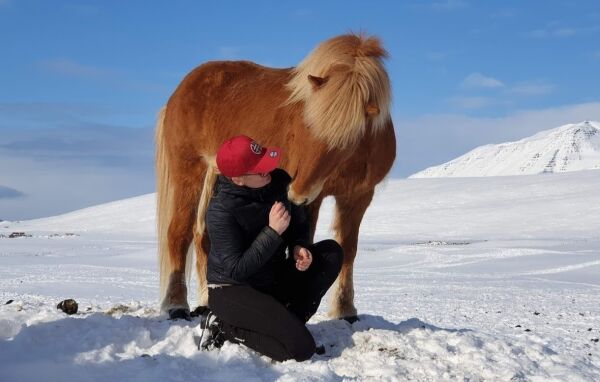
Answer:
[{"left": 206, "top": 169, "right": 310, "bottom": 292}]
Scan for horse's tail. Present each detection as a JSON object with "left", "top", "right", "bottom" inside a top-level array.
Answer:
[
  {"left": 155, "top": 106, "right": 173, "bottom": 304},
  {"left": 196, "top": 157, "right": 218, "bottom": 238},
  {"left": 192, "top": 158, "right": 218, "bottom": 307}
]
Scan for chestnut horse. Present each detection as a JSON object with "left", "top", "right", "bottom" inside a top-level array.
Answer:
[{"left": 156, "top": 33, "right": 395, "bottom": 321}]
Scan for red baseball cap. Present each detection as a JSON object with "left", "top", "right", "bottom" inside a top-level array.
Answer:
[{"left": 216, "top": 135, "right": 282, "bottom": 177}]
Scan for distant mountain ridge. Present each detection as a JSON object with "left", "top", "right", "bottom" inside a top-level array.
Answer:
[{"left": 410, "top": 121, "right": 600, "bottom": 178}]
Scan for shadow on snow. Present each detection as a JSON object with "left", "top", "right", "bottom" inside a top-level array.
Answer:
[{"left": 0, "top": 311, "right": 472, "bottom": 381}]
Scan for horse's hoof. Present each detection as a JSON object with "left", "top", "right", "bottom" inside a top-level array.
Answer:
[
  {"left": 190, "top": 305, "right": 210, "bottom": 318},
  {"left": 342, "top": 315, "right": 359, "bottom": 324},
  {"left": 168, "top": 308, "right": 191, "bottom": 321},
  {"left": 315, "top": 344, "right": 326, "bottom": 355}
]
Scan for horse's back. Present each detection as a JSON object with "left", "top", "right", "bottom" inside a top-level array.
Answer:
[
  {"left": 171, "top": 61, "right": 291, "bottom": 108},
  {"left": 163, "top": 61, "right": 295, "bottom": 155}
]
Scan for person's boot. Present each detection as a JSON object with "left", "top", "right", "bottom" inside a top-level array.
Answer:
[{"left": 199, "top": 312, "right": 225, "bottom": 351}]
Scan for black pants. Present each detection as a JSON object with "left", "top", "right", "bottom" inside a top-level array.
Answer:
[{"left": 208, "top": 239, "right": 343, "bottom": 362}]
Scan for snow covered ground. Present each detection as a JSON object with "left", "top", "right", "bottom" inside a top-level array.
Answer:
[{"left": 1, "top": 170, "right": 600, "bottom": 381}]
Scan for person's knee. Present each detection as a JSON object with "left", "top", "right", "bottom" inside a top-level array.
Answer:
[{"left": 318, "top": 239, "right": 344, "bottom": 272}]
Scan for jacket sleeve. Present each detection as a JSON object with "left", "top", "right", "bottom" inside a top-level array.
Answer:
[
  {"left": 287, "top": 202, "right": 311, "bottom": 251},
  {"left": 207, "top": 206, "right": 283, "bottom": 282}
]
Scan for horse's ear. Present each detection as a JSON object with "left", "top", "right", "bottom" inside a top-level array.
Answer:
[
  {"left": 366, "top": 102, "right": 380, "bottom": 117},
  {"left": 308, "top": 75, "right": 328, "bottom": 90}
]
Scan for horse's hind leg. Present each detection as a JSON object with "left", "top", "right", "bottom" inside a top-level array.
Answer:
[
  {"left": 330, "top": 189, "right": 374, "bottom": 322},
  {"left": 162, "top": 163, "right": 205, "bottom": 319}
]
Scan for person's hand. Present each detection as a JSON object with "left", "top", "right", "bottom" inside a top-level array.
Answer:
[
  {"left": 269, "top": 202, "right": 290, "bottom": 235},
  {"left": 293, "top": 246, "right": 312, "bottom": 271}
]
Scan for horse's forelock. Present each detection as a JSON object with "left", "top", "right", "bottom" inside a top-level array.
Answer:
[
  {"left": 286, "top": 34, "right": 391, "bottom": 149},
  {"left": 358, "top": 36, "right": 388, "bottom": 58}
]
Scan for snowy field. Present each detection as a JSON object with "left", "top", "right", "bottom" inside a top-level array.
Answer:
[{"left": 1, "top": 170, "right": 600, "bottom": 381}]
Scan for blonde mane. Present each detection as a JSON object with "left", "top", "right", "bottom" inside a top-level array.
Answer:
[{"left": 286, "top": 34, "right": 392, "bottom": 149}]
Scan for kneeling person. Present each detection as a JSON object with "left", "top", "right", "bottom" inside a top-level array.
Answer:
[{"left": 204, "top": 135, "right": 343, "bottom": 362}]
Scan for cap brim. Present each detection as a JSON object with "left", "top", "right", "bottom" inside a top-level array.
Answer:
[{"left": 250, "top": 147, "right": 282, "bottom": 174}]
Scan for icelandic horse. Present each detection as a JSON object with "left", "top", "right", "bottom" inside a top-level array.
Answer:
[{"left": 156, "top": 33, "right": 396, "bottom": 321}]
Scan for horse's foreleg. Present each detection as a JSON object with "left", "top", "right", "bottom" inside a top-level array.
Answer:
[
  {"left": 330, "top": 190, "right": 374, "bottom": 321},
  {"left": 307, "top": 195, "right": 324, "bottom": 242}
]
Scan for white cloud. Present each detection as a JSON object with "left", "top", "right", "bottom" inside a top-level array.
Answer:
[
  {"left": 217, "top": 46, "right": 241, "bottom": 59},
  {"left": 36, "top": 60, "right": 166, "bottom": 93},
  {"left": 529, "top": 25, "right": 598, "bottom": 39},
  {"left": 0, "top": 154, "right": 154, "bottom": 221},
  {"left": 448, "top": 96, "right": 492, "bottom": 110},
  {"left": 455, "top": 76, "right": 553, "bottom": 107},
  {"left": 39, "top": 58, "right": 110, "bottom": 79},
  {"left": 530, "top": 29, "right": 548, "bottom": 38},
  {"left": 62, "top": 4, "right": 102, "bottom": 16},
  {"left": 554, "top": 28, "right": 577, "bottom": 37},
  {"left": 509, "top": 81, "right": 555, "bottom": 96},
  {"left": 461, "top": 73, "right": 504, "bottom": 89},
  {"left": 0, "top": 103, "right": 155, "bottom": 220},
  {"left": 293, "top": 9, "right": 312, "bottom": 18},
  {"left": 426, "top": 51, "right": 447, "bottom": 62},
  {"left": 0, "top": 185, "right": 24, "bottom": 200},
  {"left": 431, "top": 0, "right": 467, "bottom": 11},
  {"left": 492, "top": 9, "right": 517, "bottom": 19}
]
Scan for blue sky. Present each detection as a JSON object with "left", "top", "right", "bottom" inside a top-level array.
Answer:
[{"left": 1, "top": 0, "right": 600, "bottom": 220}]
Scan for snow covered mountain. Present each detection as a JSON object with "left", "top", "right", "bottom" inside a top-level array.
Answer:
[{"left": 410, "top": 120, "right": 600, "bottom": 178}]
